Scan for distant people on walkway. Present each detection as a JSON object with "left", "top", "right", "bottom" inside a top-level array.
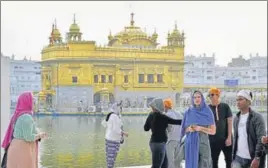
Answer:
[
  {"left": 144, "top": 98, "right": 182, "bottom": 168},
  {"left": 102, "top": 102, "right": 128, "bottom": 168},
  {"left": 1, "top": 92, "right": 47, "bottom": 168},
  {"left": 164, "top": 98, "right": 183, "bottom": 168},
  {"left": 232, "top": 90, "right": 266, "bottom": 168},
  {"left": 208, "top": 88, "right": 233, "bottom": 168},
  {"left": 178, "top": 90, "right": 216, "bottom": 168}
]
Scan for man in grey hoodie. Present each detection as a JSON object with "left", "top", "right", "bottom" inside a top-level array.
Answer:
[{"left": 164, "top": 98, "right": 183, "bottom": 168}]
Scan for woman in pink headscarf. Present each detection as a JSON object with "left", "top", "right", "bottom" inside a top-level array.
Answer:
[{"left": 1, "top": 92, "right": 47, "bottom": 168}]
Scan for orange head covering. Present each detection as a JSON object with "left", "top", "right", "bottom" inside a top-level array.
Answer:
[
  {"left": 164, "top": 98, "right": 173, "bottom": 109},
  {"left": 209, "top": 87, "right": 221, "bottom": 95}
]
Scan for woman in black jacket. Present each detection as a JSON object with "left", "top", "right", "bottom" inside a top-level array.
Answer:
[{"left": 144, "top": 98, "right": 182, "bottom": 168}]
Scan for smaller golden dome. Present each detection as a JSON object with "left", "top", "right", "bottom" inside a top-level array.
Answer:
[
  {"left": 69, "top": 24, "right": 80, "bottom": 32},
  {"left": 69, "top": 14, "right": 80, "bottom": 32},
  {"left": 53, "top": 28, "right": 61, "bottom": 36},
  {"left": 50, "top": 19, "right": 62, "bottom": 37},
  {"left": 171, "top": 21, "right": 181, "bottom": 37}
]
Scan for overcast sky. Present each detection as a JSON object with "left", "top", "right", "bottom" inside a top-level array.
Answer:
[{"left": 1, "top": 1, "right": 267, "bottom": 66}]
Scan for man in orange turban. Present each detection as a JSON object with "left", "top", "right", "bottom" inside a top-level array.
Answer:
[
  {"left": 164, "top": 98, "right": 183, "bottom": 168},
  {"left": 208, "top": 87, "right": 233, "bottom": 168},
  {"left": 164, "top": 98, "right": 173, "bottom": 109}
]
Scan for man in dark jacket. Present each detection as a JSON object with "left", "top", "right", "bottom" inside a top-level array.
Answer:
[
  {"left": 232, "top": 90, "right": 266, "bottom": 168},
  {"left": 208, "top": 87, "right": 233, "bottom": 168}
]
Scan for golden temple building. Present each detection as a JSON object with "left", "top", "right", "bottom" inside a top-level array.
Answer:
[{"left": 40, "top": 13, "right": 185, "bottom": 111}]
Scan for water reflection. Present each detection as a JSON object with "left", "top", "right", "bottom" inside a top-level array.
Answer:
[{"left": 36, "top": 116, "right": 152, "bottom": 168}]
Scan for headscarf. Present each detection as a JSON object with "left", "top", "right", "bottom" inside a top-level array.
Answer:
[
  {"left": 180, "top": 91, "right": 215, "bottom": 168},
  {"left": 237, "top": 90, "right": 253, "bottom": 103},
  {"left": 149, "top": 98, "right": 165, "bottom": 113},
  {"left": 106, "top": 103, "right": 121, "bottom": 121},
  {"left": 2, "top": 92, "right": 33, "bottom": 149},
  {"left": 164, "top": 98, "right": 173, "bottom": 109},
  {"left": 208, "top": 87, "right": 221, "bottom": 95}
]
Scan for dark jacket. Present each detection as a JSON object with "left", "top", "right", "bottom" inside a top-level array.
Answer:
[
  {"left": 233, "top": 108, "right": 266, "bottom": 160},
  {"left": 264, "top": 144, "right": 268, "bottom": 154}
]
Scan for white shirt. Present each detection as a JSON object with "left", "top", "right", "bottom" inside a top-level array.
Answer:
[
  {"left": 105, "top": 114, "right": 123, "bottom": 142},
  {"left": 236, "top": 112, "right": 251, "bottom": 159}
]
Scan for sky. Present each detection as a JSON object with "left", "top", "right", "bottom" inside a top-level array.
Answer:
[{"left": 1, "top": 1, "right": 267, "bottom": 66}]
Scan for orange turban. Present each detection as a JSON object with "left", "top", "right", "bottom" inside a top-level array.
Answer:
[
  {"left": 209, "top": 87, "right": 221, "bottom": 95},
  {"left": 164, "top": 98, "right": 173, "bottom": 108}
]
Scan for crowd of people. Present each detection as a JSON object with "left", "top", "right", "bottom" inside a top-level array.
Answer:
[{"left": 1, "top": 88, "right": 268, "bottom": 168}]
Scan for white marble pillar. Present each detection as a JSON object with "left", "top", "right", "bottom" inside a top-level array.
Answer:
[{"left": 1, "top": 55, "right": 11, "bottom": 159}]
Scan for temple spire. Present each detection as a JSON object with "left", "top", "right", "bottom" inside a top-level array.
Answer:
[
  {"left": 73, "top": 13, "right": 76, "bottom": 24},
  {"left": 174, "top": 20, "right": 178, "bottom": 30},
  {"left": 130, "top": 12, "right": 135, "bottom": 26},
  {"left": 51, "top": 23, "right": 55, "bottom": 32},
  {"left": 54, "top": 19, "right": 57, "bottom": 28}
]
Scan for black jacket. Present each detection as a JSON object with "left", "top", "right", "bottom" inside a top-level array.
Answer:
[{"left": 233, "top": 108, "right": 266, "bottom": 160}]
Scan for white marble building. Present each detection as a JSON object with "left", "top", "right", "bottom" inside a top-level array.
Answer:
[
  {"left": 184, "top": 53, "right": 216, "bottom": 85},
  {"left": 184, "top": 53, "right": 267, "bottom": 87},
  {"left": 9, "top": 55, "right": 42, "bottom": 106},
  {"left": 1, "top": 54, "right": 11, "bottom": 158}
]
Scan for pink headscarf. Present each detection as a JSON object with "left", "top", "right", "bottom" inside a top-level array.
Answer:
[{"left": 2, "top": 91, "right": 34, "bottom": 149}]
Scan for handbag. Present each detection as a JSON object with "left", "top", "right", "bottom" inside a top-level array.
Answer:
[
  {"left": 120, "top": 135, "right": 124, "bottom": 144},
  {"left": 120, "top": 125, "right": 124, "bottom": 144}
]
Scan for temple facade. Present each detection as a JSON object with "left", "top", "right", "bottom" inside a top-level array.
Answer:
[{"left": 40, "top": 13, "right": 185, "bottom": 111}]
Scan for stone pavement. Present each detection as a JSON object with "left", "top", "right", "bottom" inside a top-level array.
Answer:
[{"left": 120, "top": 153, "right": 226, "bottom": 168}]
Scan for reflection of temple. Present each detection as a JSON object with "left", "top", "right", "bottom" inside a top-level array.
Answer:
[{"left": 41, "top": 13, "right": 185, "bottom": 111}]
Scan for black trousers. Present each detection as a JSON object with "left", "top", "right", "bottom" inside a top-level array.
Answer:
[{"left": 210, "top": 139, "right": 233, "bottom": 168}]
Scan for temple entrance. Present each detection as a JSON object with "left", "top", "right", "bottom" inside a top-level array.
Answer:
[
  {"left": 93, "top": 92, "right": 101, "bottom": 104},
  {"left": 93, "top": 89, "right": 114, "bottom": 105},
  {"left": 93, "top": 92, "right": 115, "bottom": 104},
  {"left": 93, "top": 89, "right": 115, "bottom": 112}
]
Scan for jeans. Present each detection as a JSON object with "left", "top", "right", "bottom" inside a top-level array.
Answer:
[
  {"left": 210, "top": 139, "right": 233, "bottom": 168},
  {"left": 231, "top": 155, "right": 251, "bottom": 168},
  {"left": 150, "top": 142, "right": 168, "bottom": 168}
]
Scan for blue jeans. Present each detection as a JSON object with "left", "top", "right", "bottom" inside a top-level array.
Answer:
[
  {"left": 231, "top": 155, "right": 251, "bottom": 168},
  {"left": 150, "top": 142, "right": 168, "bottom": 168}
]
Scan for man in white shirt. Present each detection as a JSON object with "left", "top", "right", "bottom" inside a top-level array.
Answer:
[
  {"left": 164, "top": 98, "right": 183, "bottom": 168},
  {"left": 232, "top": 90, "right": 266, "bottom": 168}
]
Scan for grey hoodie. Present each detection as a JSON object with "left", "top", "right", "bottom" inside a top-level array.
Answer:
[{"left": 149, "top": 98, "right": 165, "bottom": 113}]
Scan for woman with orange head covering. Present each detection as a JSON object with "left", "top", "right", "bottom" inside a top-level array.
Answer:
[{"left": 2, "top": 92, "right": 47, "bottom": 168}]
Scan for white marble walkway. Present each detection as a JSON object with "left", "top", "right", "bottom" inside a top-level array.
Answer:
[{"left": 120, "top": 154, "right": 226, "bottom": 168}]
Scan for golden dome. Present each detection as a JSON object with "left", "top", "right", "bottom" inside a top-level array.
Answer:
[
  {"left": 53, "top": 28, "right": 61, "bottom": 36},
  {"left": 69, "top": 23, "right": 80, "bottom": 32},
  {"left": 114, "top": 26, "right": 147, "bottom": 38},
  {"left": 114, "top": 13, "right": 147, "bottom": 38},
  {"left": 108, "top": 13, "right": 158, "bottom": 47},
  {"left": 171, "top": 21, "right": 181, "bottom": 37},
  {"left": 69, "top": 14, "right": 80, "bottom": 32},
  {"left": 49, "top": 19, "right": 62, "bottom": 37}
]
